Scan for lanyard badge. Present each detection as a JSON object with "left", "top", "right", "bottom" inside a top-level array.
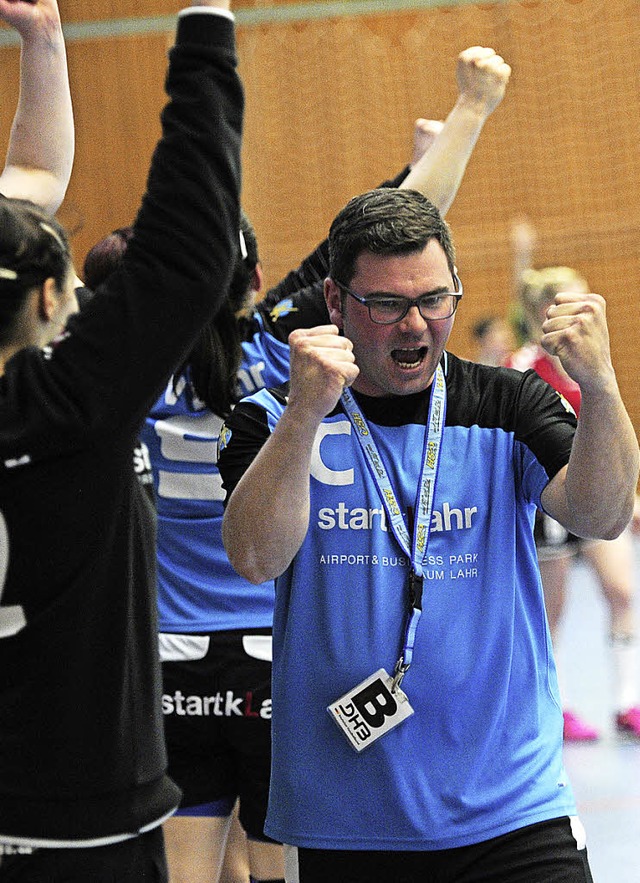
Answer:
[
  {"left": 328, "top": 669, "right": 414, "bottom": 752},
  {"left": 327, "top": 365, "right": 446, "bottom": 750}
]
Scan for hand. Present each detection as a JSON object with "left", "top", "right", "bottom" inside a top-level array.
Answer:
[
  {"left": 410, "top": 119, "right": 444, "bottom": 168},
  {"left": 540, "top": 291, "right": 616, "bottom": 394},
  {"left": 0, "top": 0, "right": 59, "bottom": 38},
  {"left": 287, "top": 325, "right": 359, "bottom": 422},
  {"left": 510, "top": 216, "right": 537, "bottom": 254},
  {"left": 456, "top": 46, "right": 511, "bottom": 116}
]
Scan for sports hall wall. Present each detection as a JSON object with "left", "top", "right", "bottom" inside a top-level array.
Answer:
[{"left": 1, "top": 0, "right": 638, "bottom": 430}]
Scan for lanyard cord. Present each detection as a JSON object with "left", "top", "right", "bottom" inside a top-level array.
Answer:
[{"left": 340, "top": 364, "right": 447, "bottom": 691}]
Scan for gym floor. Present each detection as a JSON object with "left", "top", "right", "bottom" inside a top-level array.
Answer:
[{"left": 559, "top": 546, "right": 640, "bottom": 883}]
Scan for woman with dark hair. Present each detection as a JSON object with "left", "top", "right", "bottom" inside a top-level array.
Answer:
[
  {"left": 0, "top": 201, "right": 78, "bottom": 350},
  {"left": 82, "top": 226, "right": 134, "bottom": 290},
  {"left": 0, "top": 2, "right": 243, "bottom": 881}
]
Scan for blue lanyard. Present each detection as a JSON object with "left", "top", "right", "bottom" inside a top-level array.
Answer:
[{"left": 340, "top": 363, "right": 447, "bottom": 690}]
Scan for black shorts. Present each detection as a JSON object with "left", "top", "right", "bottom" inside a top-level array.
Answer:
[
  {"left": 0, "top": 827, "right": 167, "bottom": 883},
  {"left": 161, "top": 628, "right": 273, "bottom": 841},
  {"left": 291, "top": 817, "right": 593, "bottom": 883}
]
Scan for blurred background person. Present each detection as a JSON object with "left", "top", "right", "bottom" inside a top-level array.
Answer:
[
  {"left": 471, "top": 314, "right": 515, "bottom": 366},
  {"left": 507, "top": 223, "right": 640, "bottom": 741}
]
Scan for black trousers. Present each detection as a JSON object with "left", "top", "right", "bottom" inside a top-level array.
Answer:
[{"left": 295, "top": 817, "right": 594, "bottom": 883}]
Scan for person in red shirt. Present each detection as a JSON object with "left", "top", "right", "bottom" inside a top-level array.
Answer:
[{"left": 507, "top": 261, "right": 640, "bottom": 741}]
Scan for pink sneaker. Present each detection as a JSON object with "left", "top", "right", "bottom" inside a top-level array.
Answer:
[
  {"left": 615, "top": 707, "right": 640, "bottom": 738},
  {"left": 563, "top": 710, "right": 599, "bottom": 742}
]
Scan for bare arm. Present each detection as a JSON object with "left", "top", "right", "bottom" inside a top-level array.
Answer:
[
  {"left": 222, "top": 325, "right": 358, "bottom": 584},
  {"left": 540, "top": 291, "right": 639, "bottom": 538},
  {"left": 401, "top": 46, "right": 511, "bottom": 215},
  {"left": 0, "top": 0, "right": 74, "bottom": 214},
  {"left": 187, "top": 0, "right": 231, "bottom": 9}
]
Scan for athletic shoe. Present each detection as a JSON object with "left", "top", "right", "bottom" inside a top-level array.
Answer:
[
  {"left": 563, "top": 710, "right": 599, "bottom": 742},
  {"left": 615, "top": 707, "right": 640, "bottom": 738}
]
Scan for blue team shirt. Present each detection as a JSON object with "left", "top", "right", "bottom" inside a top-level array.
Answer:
[{"left": 142, "top": 313, "right": 290, "bottom": 632}]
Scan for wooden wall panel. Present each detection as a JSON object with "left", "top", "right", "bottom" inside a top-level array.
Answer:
[
  {"left": 237, "top": 0, "right": 640, "bottom": 430},
  {"left": 1, "top": 0, "right": 638, "bottom": 432},
  {"left": 0, "top": 47, "right": 20, "bottom": 159},
  {"left": 58, "top": 0, "right": 178, "bottom": 23},
  {"left": 60, "top": 33, "right": 169, "bottom": 257}
]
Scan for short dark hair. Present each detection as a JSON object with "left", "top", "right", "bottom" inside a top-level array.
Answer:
[
  {"left": 472, "top": 316, "right": 499, "bottom": 341},
  {"left": 328, "top": 188, "right": 455, "bottom": 286},
  {"left": 0, "top": 197, "right": 72, "bottom": 345}
]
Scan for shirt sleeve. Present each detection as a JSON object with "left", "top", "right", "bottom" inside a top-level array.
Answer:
[
  {"left": 513, "top": 369, "right": 577, "bottom": 481},
  {"left": 17, "top": 10, "right": 244, "bottom": 449},
  {"left": 179, "top": 7, "right": 235, "bottom": 21},
  {"left": 256, "top": 281, "right": 330, "bottom": 342},
  {"left": 218, "top": 394, "right": 284, "bottom": 502}
]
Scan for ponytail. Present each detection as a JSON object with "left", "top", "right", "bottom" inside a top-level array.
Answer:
[{"left": 180, "top": 301, "right": 243, "bottom": 419}]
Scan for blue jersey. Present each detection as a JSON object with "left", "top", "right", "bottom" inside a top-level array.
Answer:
[
  {"left": 143, "top": 276, "right": 330, "bottom": 632},
  {"left": 218, "top": 354, "right": 579, "bottom": 850},
  {"left": 238, "top": 311, "right": 290, "bottom": 399},
  {"left": 143, "top": 334, "right": 290, "bottom": 633},
  {"left": 144, "top": 175, "right": 405, "bottom": 635}
]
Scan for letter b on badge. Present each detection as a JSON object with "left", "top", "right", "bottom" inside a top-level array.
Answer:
[
  {"left": 352, "top": 678, "right": 397, "bottom": 728},
  {"left": 328, "top": 668, "right": 414, "bottom": 752}
]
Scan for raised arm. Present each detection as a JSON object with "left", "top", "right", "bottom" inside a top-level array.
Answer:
[
  {"left": 540, "top": 291, "right": 639, "bottom": 539},
  {"left": 510, "top": 216, "right": 536, "bottom": 305},
  {"left": 38, "top": 0, "right": 243, "bottom": 433},
  {"left": 0, "top": 0, "right": 74, "bottom": 214},
  {"left": 222, "top": 325, "right": 358, "bottom": 584},
  {"left": 258, "top": 121, "right": 435, "bottom": 311},
  {"left": 401, "top": 45, "right": 511, "bottom": 215},
  {"left": 261, "top": 48, "right": 510, "bottom": 315}
]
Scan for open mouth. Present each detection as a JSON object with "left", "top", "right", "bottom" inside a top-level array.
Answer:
[{"left": 391, "top": 346, "right": 428, "bottom": 369}]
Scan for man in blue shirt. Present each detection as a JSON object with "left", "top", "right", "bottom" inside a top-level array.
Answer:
[{"left": 219, "top": 188, "right": 638, "bottom": 883}]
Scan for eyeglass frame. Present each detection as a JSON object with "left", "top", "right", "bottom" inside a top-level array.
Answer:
[{"left": 332, "top": 271, "right": 463, "bottom": 325}]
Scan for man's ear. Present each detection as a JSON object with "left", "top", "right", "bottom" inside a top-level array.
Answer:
[
  {"left": 38, "top": 278, "right": 59, "bottom": 321},
  {"left": 324, "top": 278, "right": 344, "bottom": 329}
]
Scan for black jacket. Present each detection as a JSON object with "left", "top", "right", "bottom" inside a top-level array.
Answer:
[{"left": 0, "top": 10, "right": 243, "bottom": 843}]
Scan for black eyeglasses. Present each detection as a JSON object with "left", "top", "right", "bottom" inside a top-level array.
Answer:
[{"left": 334, "top": 272, "right": 463, "bottom": 325}]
